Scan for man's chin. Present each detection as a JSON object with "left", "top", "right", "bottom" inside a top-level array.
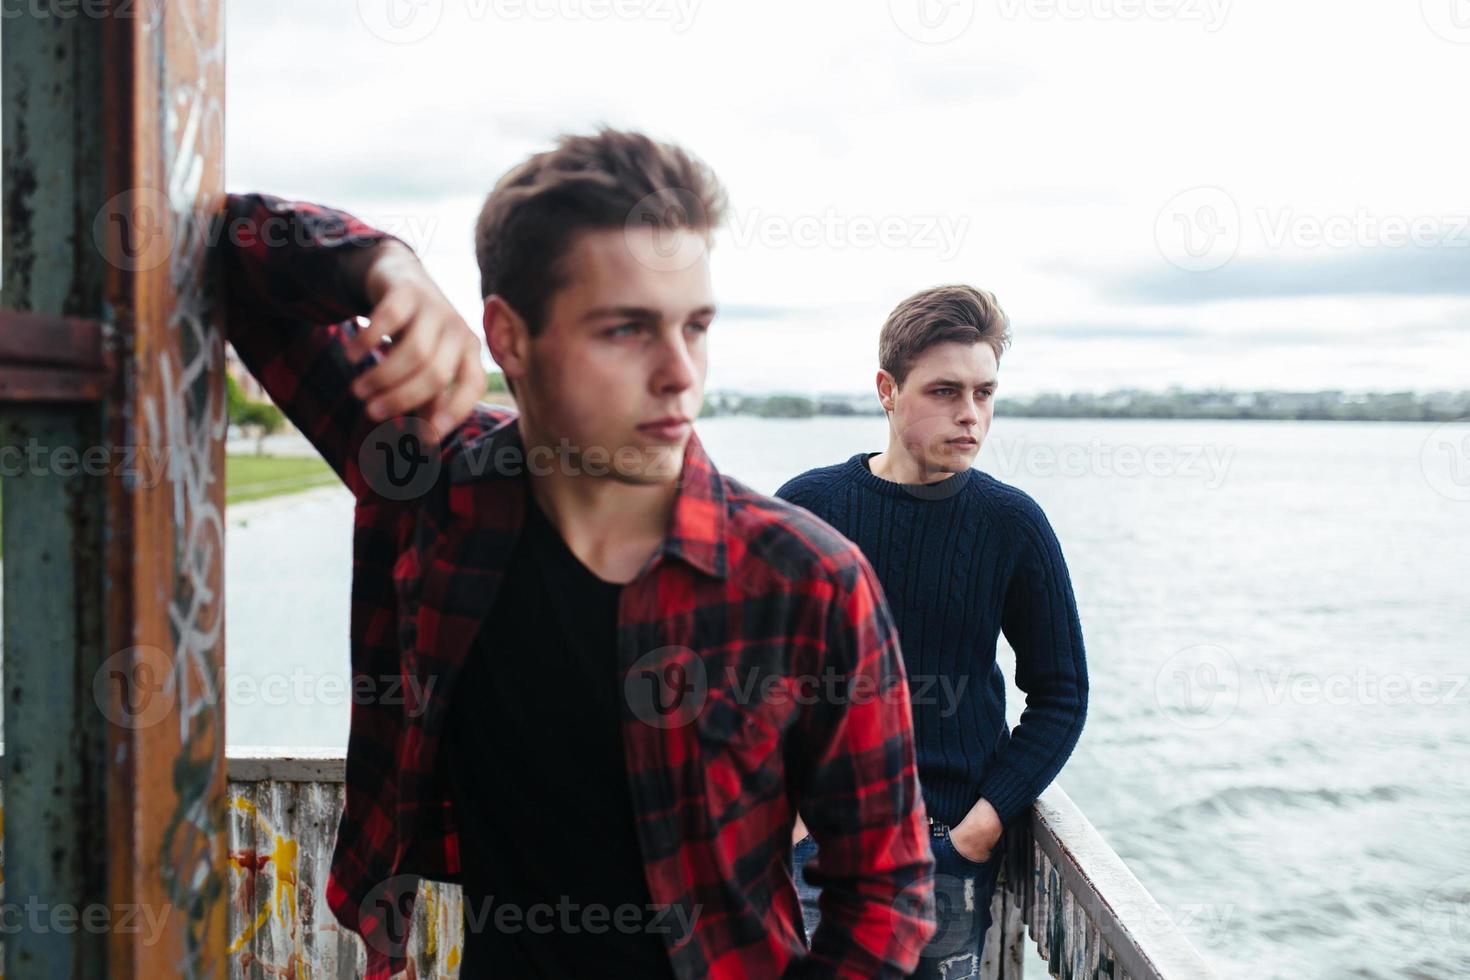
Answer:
[
  {"left": 923, "top": 446, "right": 977, "bottom": 473},
  {"left": 606, "top": 437, "right": 687, "bottom": 483}
]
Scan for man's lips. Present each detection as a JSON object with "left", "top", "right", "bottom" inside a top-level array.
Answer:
[
  {"left": 947, "top": 436, "right": 979, "bottom": 446},
  {"left": 637, "top": 417, "right": 692, "bottom": 440}
]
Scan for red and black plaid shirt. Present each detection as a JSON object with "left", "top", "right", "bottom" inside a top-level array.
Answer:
[{"left": 219, "top": 192, "right": 936, "bottom": 979}]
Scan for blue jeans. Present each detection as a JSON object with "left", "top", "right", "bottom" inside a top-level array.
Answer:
[{"left": 793, "top": 820, "right": 1005, "bottom": 979}]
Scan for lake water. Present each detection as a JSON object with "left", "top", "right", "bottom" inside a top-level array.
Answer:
[{"left": 224, "top": 416, "right": 1470, "bottom": 979}]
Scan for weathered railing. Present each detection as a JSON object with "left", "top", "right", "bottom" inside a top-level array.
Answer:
[
  {"left": 995, "top": 786, "right": 1218, "bottom": 980},
  {"left": 0, "top": 749, "right": 1215, "bottom": 978},
  {"left": 219, "top": 749, "right": 465, "bottom": 977}
]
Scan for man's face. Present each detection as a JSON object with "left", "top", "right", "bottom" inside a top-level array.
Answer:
[
  {"left": 883, "top": 340, "right": 999, "bottom": 475},
  {"left": 512, "top": 225, "right": 714, "bottom": 484}
]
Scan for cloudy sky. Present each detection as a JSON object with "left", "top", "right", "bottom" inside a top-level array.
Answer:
[{"left": 227, "top": 0, "right": 1468, "bottom": 395}]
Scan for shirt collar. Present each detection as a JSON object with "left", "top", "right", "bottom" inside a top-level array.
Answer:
[{"left": 448, "top": 413, "right": 729, "bottom": 581}]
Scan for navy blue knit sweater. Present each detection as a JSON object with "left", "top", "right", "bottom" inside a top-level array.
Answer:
[{"left": 775, "top": 452, "right": 1088, "bottom": 829}]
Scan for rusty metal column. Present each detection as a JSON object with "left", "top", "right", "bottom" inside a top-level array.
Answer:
[{"left": 1, "top": 2, "right": 227, "bottom": 978}]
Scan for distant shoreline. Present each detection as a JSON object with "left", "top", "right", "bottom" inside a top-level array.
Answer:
[
  {"left": 482, "top": 372, "right": 1470, "bottom": 424},
  {"left": 702, "top": 410, "right": 1463, "bottom": 423},
  {"left": 697, "top": 389, "right": 1470, "bottom": 424}
]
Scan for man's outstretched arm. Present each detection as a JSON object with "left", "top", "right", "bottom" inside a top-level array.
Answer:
[
  {"left": 217, "top": 192, "right": 484, "bottom": 498},
  {"left": 975, "top": 502, "right": 1090, "bottom": 831},
  {"left": 787, "top": 555, "right": 937, "bottom": 978}
]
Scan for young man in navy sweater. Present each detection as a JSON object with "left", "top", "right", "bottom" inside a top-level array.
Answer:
[{"left": 777, "top": 285, "right": 1089, "bottom": 979}]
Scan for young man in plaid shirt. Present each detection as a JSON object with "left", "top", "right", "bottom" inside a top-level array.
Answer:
[{"left": 218, "top": 129, "right": 936, "bottom": 978}]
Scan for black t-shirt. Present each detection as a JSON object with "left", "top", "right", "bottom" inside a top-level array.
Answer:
[{"left": 446, "top": 497, "right": 676, "bottom": 979}]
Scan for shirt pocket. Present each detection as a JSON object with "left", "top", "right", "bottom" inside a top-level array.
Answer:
[{"left": 695, "top": 688, "right": 787, "bottom": 820}]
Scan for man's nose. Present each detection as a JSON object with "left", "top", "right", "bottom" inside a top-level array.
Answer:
[{"left": 653, "top": 329, "right": 697, "bottom": 394}]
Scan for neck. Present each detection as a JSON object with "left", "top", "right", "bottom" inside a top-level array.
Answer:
[
  {"left": 519, "top": 418, "right": 682, "bottom": 583},
  {"left": 869, "top": 436, "right": 959, "bottom": 486},
  {"left": 529, "top": 465, "right": 677, "bottom": 537}
]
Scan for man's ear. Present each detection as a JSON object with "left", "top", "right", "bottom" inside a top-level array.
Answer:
[
  {"left": 484, "top": 295, "right": 529, "bottom": 389},
  {"left": 875, "top": 369, "right": 898, "bottom": 414}
]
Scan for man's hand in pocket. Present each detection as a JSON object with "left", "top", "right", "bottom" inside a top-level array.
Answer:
[{"left": 950, "top": 798, "right": 1002, "bottom": 863}]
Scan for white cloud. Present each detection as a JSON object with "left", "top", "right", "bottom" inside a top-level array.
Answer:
[{"left": 227, "top": 0, "right": 1470, "bottom": 393}]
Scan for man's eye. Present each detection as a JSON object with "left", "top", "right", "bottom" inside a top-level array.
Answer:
[
  {"left": 934, "top": 388, "right": 955, "bottom": 397},
  {"left": 606, "top": 323, "right": 639, "bottom": 337},
  {"left": 686, "top": 320, "right": 711, "bottom": 334},
  {"left": 978, "top": 390, "right": 994, "bottom": 401}
]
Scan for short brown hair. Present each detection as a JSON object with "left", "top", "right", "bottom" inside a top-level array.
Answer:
[
  {"left": 878, "top": 284, "right": 1012, "bottom": 386},
  {"left": 474, "top": 128, "right": 728, "bottom": 333}
]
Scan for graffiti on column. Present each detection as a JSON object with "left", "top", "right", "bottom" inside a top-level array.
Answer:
[{"left": 138, "top": 0, "right": 228, "bottom": 975}]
